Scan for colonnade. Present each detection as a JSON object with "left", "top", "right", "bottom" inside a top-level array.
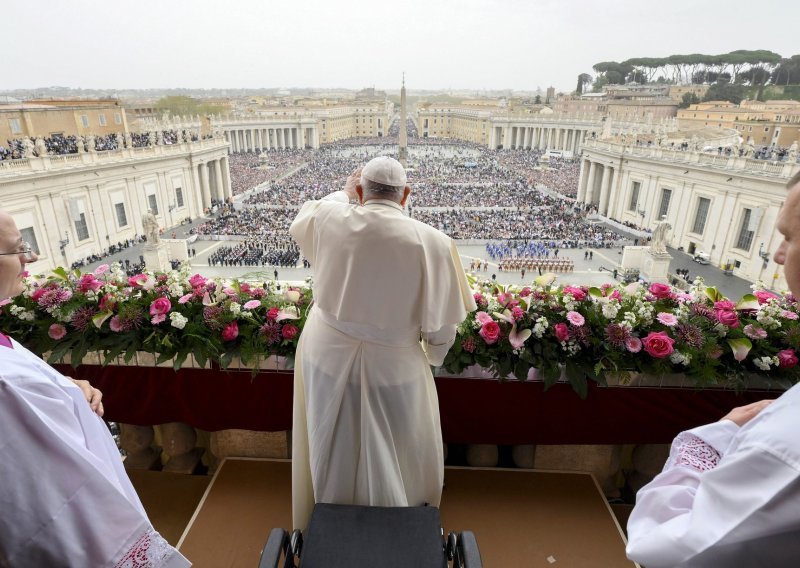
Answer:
[
  {"left": 192, "top": 156, "right": 232, "bottom": 211},
  {"left": 576, "top": 157, "right": 621, "bottom": 217},
  {"left": 224, "top": 126, "right": 318, "bottom": 153},
  {"left": 491, "top": 125, "right": 588, "bottom": 154}
]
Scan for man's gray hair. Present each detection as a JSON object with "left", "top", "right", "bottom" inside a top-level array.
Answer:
[{"left": 361, "top": 177, "right": 405, "bottom": 195}]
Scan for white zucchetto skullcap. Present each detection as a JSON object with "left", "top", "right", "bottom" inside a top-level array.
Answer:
[{"left": 361, "top": 156, "right": 407, "bottom": 186}]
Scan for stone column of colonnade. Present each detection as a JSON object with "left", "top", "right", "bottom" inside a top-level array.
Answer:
[
  {"left": 597, "top": 165, "right": 612, "bottom": 215},
  {"left": 198, "top": 162, "right": 212, "bottom": 210}
]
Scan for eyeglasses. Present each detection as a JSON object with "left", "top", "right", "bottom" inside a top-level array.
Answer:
[{"left": 0, "top": 242, "right": 36, "bottom": 261}]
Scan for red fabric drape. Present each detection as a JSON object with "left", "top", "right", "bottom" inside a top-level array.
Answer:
[{"left": 56, "top": 364, "right": 774, "bottom": 444}]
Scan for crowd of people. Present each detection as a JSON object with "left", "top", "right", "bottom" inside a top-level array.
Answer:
[
  {"left": 207, "top": 239, "right": 300, "bottom": 268},
  {"left": 0, "top": 129, "right": 204, "bottom": 160},
  {"left": 191, "top": 207, "right": 297, "bottom": 237}
]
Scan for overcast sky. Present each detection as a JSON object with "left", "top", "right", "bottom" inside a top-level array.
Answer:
[{"left": 4, "top": 0, "right": 797, "bottom": 92}]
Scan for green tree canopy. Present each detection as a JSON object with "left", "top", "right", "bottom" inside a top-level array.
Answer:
[{"left": 154, "top": 96, "right": 226, "bottom": 117}]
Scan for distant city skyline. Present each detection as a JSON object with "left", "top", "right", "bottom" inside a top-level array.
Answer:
[{"left": 2, "top": 0, "right": 797, "bottom": 93}]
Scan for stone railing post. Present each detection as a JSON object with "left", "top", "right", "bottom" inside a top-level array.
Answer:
[
  {"left": 120, "top": 423, "right": 161, "bottom": 470},
  {"left": 159, "top": 422, "right": 204, "bottom": 474}
]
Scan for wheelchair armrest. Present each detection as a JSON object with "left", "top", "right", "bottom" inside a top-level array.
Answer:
[{"left": 258, "top": 528, "right": 288, "bottom": 568}]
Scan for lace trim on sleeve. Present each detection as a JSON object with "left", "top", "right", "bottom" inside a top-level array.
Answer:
[
  {"left": 115, "top": 528, "right": 174, "bottom": 568},
  {"left": 666, "top": 432, "right": 722, "bottom": 473}
]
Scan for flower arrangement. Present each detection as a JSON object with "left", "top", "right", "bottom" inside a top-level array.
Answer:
[
  {"left": 0, "top": 263, "right": 309, "bottom": 372},
  {"left": 1, "top": 265, "right": 798, "bottom": 396},
  {"left": 444, "top": 274, "right": 800, "bottom": 397}
]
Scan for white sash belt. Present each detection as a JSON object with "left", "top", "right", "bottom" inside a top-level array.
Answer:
[{"left": 313, "top": 306, "right": 420, "bottom": 348}]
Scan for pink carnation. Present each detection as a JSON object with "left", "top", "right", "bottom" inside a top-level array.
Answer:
[
  {"left": 511, "top": 306, "right": 525, "bottom": 321},
  {"left": 656, "top": 312, "right": 678, "bottom": 327},
  {"left": 754, "top": 290, "right": 779, "bottom": 304},
  {"left": 189, "top": 274, "right": 207, "bottom": 288},
  {"left": 563, "top": 286, "right": 587, "bottom": 301},
  {"left": 48, "top": 323, "right": 67, "bottom": 340},
  {"left": 474, "top": 311, "right": 493, "bottom": 325},
  {"left": 566, "top": 311, "right": 585, "bottom": 326},
  {"left": 519, "top": 287, "right": 532, "bottom": 298},
  {"left": 243, "top": 300, "right": 261, "bottom": 310},
  {"left": 648, "top": 283, "right": 672, "bottom": 299},
  {"left": 781, "top": 310, "right": 799, "bottom": 320},
  {"left": 93, "top": 264, "right": 110, "bottom": 276},
  {"left": 221, "top": 321, "right": 239, "bottom": 341},
  {"left": 473, "top": 293, "right": 488, "bottom": 307},
  {"left": 109, "top": 316, "right": 123, "bottom": 332},
  {"left": 625, "top": 336, "right": 642, "bottom": 353},
  {"left": 151, "top": 314, "right": 166, "bottom": 325},
  {"left": 178, "top": 293, "right": 193, "bottom": 304},
  {"left": 642, "top": 331, "right": 675, "bottom": 358}
]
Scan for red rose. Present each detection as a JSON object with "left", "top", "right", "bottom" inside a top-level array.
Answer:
[
  {"left": 648, "top": 283, "right": 672, "bottom": 299},
  {"left": 478, "top": 321, "right": 501, "bottom": 344},
  {"left": 778, "top": 349, "right": 798, "bottom": 369},
  {"left": 281, "top": 324, "right": 299, "bottom": 340},
  {"left": 642, "top": 331, "right": 675, "bottom": 358},
  {"left": 221, "top": 321, "right": 239, "bottom": 342},
  {"left": 266, "top": 307, "right": 280, "bottom": 320},
  {"left": 716, "top": 309, "right": 740, "bottom": 328},
  {"left": 554, "top": 323, "right": 570, "bottom": 343},
  {"left": 563, "top": 286, "right": 587, "bottom": 301}
]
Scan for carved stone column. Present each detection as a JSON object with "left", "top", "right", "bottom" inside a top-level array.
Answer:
[{"left": 159, "top": 422, "right": 204, "bottom": 474}]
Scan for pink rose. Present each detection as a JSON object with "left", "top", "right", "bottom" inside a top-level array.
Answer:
[
  {"left": 754, "top": 290, "right": 778, "bottom": 304},
  {"left": 648, "top": 283, "right": 672, "bottom": 299},
  {"left": 221, "top": 321, "right": 239, "bottom": 342},
  {"left": 149, "top": 297, "right": 172, "bottom": 316},
  {"left": 281, "top": 324, "right": 299, "bottom": 340},
  {"left": 609, "top": 290, "right": 622, "bottom": 301},
  {"left": 178, "top": 293, "right": 193, "bottom": 304},
  {"left": 77, "top": 274, "right": 102, "bottom": 293},
  {"left": 566, "top": 311, "right": 585, "bottom": 326},
  {"left": 642, "top": 331, "right": 675, "bottom": 358},
  {"left": 563, "top": 286, "right": 587, "bottom": 301},
  {"left": 93, "top": 264, "right": 110, "bottom": 275},
  {"left": 240, "top": 283, "right": 251, "bottom": 293},
  {"left": 715, "top": 309, "right": 740, "bottom": 328},
  {"left": 625, "top": 336, "right": 642, "bottom": 353},
  {"left": 266, "top": 307, "right": 280, "bottom": 320},
  {"left": 474, "top": 311, "right": 493, "bottom": 325},
  {"left": 128, "top": 274, "right": 148, "bottom": 287},
  {"left": 554, "top": 323, "right": 570, "bottom": 343},
  {"left": 519, "top": 287, "right": 532, "bottom": 298},
  {"left": 778, "top": 349, "right": 798, "bottom": 369},
  {"left": 48, "top": 323, "right": 67, "bottom": 340},
  {"left": 714, "top": 300, "right": 736, "bottom": 311},
  {"left": 478, "top": 321, "right": 501, "bottom": 344},
  {"left": 188, "top": 274, "right": 207, "bottom": 287}
]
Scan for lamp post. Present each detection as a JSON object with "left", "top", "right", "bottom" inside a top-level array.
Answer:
[
  {"left": 758, "top": 242, "right": 771, "bottom": 269},
  {"left": 58, "top": 231, "right": 70, "bottom": 260}
]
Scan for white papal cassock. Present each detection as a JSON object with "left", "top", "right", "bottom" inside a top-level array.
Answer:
[
  {"left": 626, "top": 382, "right": 800, "bottom": 567},
  {"left": 0, "top": 336, "right": 191, "bottom": 567},
  {"left": 289, "top": 191, "right": 476, "bottom": 530}
]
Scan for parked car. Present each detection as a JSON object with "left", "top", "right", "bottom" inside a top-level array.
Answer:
[{"left": 693, "top": 252, "right": 711, "bottom": 265}]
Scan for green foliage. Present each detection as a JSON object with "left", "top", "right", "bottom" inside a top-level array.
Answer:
[
  {"left": 155, "top": 96, "right": 226, "bottom": 117},
  {"left": 678, "top": 92, "right": 701, "bottom": 109},
  {"left": 703, "top": 82, "right": 747, "bottom": 104}
]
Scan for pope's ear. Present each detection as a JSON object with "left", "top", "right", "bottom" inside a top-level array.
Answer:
[
  {"left": 400, "top": 186, "right": 411, "bottom": 206},
  {"left": 355, "top": 184, "right": 364, "bottom": 201}
]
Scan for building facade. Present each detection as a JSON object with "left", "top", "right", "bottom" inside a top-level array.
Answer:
[
  {"left": 577, "top": 139, "right": 800, "bottom": 288},
  {"left": 678, "top": 101, "right": 800, "bottom": 146},
  {"left": 1, "top": 136, "right": 231, "bottom": 272},
  {"left": 1, "top": 99, "right": 130, "bottom": 141}
]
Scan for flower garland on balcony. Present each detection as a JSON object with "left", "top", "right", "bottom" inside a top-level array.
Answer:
[{"left": 1, "top": 264, "right": 798, "bottom": 396}]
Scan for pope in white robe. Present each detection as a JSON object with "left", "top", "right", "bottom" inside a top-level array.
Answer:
[{"left": 289, "top": 156, "right": 476, "bottom": 530}]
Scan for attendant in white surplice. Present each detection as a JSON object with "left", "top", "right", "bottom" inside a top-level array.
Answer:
[
  {"left": 0, "top": 209, "right": 190, "bottom": 567},
  {"left": 626, "top": 172, "right": 800, "bottom": 567},
  {"left": 289, "top": 156, "right": 476, "bottom": 530}
]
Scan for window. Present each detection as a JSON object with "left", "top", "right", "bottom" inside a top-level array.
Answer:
[
  {"left": 81, "top": 115, "right": 90, "bottom": 128},
  {"left": 98, "top": 114, "right": 107, "bottom": 126},
  {"left": 176, "top": 187, "right": 184, "bottom": 208},
  {"left": 735, "top": 209, "right": 755, "bottom": 251},
  {"left": 764, "top": 127, "right": 770, "bottom": 132},
  {"left": 115, "top": 203, "right": 128, "bottom": 227},
  {"left": 74, "top": 213, "right": 89, "bottom": 241},
  {"left": 20, "top": 228, "right": 40, "bottom": 254},
  {"left": 9, "top": 118, "right": 22, "bottom": 134},
  {"left": 628, "top": 181, "right": 641, "bottom": 211},
  {"left": 148, "top": 194, "right": 159, "bottom": 215},
  {"left": 658, "top": 188, "right": 672, "bottom": 219},
  {"left": 114, "top": 112, "right": 122, "bottom": 125},
  {"left": 692, "top": 197, "right": 711, "bottom": 234}
]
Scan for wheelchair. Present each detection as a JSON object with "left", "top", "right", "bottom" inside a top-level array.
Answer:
[{"left": 259, "top": 503, "right": 483, "bottom": 568}]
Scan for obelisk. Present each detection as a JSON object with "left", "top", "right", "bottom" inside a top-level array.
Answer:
[{"left": 399, "top": 73, "right": 408, "bottom": 166}]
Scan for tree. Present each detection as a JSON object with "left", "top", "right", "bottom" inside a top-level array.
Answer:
[
  {"left": 154, "top": 96, "right": 226, "bottom": 117},
  {"left": 534, "top": 94, "right": 542, "bottom": 104},
  {"left": 575, "top": 73, "right": 592, "bottom": 94},
  {"left": 678, "top": 92, "right": 701, "bottom": 109},
  {"left": 771, "top": 55, "right": 800, "bottom": 85},
  {"left": 703, "top": 82, "right": 747, "bottom": 104}
]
